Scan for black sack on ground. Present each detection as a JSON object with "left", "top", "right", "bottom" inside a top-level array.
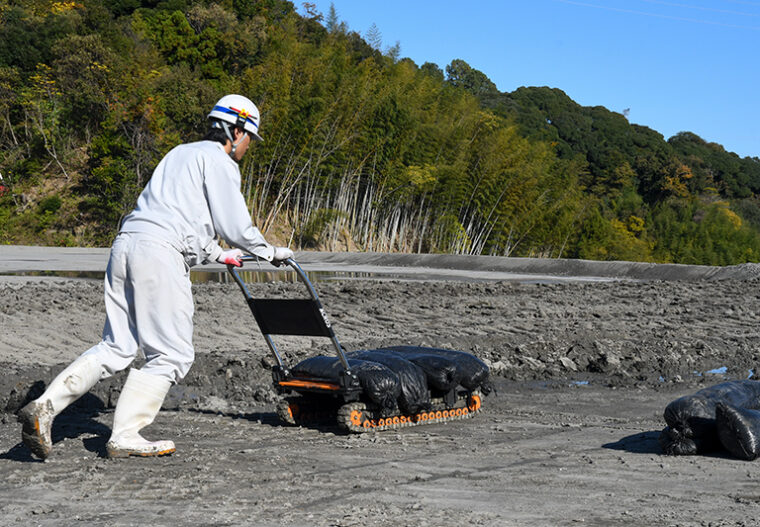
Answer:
[
  {"left": 374, "top": 350, "right": 460, "bottom": 392},
  {"left": 659, "top": 425, "right": 709, "bottom": 456},
  {"left": 659, "top": 380, "right": 760, "bottom": 455},
  {"left": 716, "top": 403, "right": 760, "bottom": 461},
  {"left": 348, "top": 350, "right": 431, "bottom": 414},
  {"left": 384, "top": 345, "right": 492, "bottom": 394},
  {"left": 292, "top": 356, "right": 401, "bottom": 414}
]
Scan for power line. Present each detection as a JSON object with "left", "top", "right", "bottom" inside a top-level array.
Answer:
[
  {"left": 722, "top": 0, "right": 760, "bottom": 7},
  {"left": 638, "top": 0, "right": 760, "bottom": 17}
]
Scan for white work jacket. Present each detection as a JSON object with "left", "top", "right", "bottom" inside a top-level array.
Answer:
[{"left": 119, "top": 140, "right": 274, "bottom": 267}]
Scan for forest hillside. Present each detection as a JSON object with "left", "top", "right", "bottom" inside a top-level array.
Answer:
[{"left": 1, "top": 0, "right": 759, "bottom": 265}]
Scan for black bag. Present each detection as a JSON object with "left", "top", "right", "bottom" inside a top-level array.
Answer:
[
  {"left": 292, "top": 356, "right": 401, "bottom": 413},
  {"left": 660, "top": 380, "right": 760, "bottom": 455},
  {"left": 384, "top": 346, "right": 492, "bottom": 394},
  {"left": 382, "top": 351, "right": 460, "bottom": 393},
  {"left": 716, "top": 403, "right": 760, "bottom": 461},
  {"left": 348, "top": 350, "right": 431, "bottom": 414}
]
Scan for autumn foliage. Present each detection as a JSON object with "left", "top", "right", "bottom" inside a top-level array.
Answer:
[{"left": 1, "top": 0, "right": 759, "bottom": 265}]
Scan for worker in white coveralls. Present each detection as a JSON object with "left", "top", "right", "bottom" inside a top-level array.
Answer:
[{"left": 18, "top": 94, "right": 293, "bottom": 459}]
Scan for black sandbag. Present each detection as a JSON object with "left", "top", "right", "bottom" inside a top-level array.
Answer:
[
  {"left": 716, "top": 403, "right": 760, "bottom": 461},
  {"left": 658, "top": 425, "right": 700, "bottom": 456},
  {"left": 292, "top": 356, "right": 401, "bottom": 413},
  {"left": 660, "top": 380, "right": 760, "bottom": 455},
  {"left": 412, "top": 357, "right": 458, "bottom": 392},
  {"left": 384, "top": 345, "right": 492, "bottom": 394},
  {"left": 383, "top": 352, "right": 460, "bottom": 392},
  {"left": 348, "top": 350, "right": 431, "bottom": 414}
]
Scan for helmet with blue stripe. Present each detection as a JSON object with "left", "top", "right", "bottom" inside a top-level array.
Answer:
[{"left": 207, "top": 94, "right": 263, "bottom": 142}]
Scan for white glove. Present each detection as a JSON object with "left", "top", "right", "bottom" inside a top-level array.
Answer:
[
  {"left": 216, "top": 248, "right": 244, "bottom": 267},
  {"left": 272, "top": 246, "right": 294, "bottom": 267}
]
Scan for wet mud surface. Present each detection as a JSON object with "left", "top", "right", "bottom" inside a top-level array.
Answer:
[{"left": 2, "top": 274, "right": 760, "bottom": 525}]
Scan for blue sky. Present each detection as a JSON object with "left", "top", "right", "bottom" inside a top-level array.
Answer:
[{"left": 305, "top": 0, "right": 760, "bottom": 159}]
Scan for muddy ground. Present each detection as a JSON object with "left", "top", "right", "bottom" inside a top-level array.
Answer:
[{"left": 2, "top": 257, "right": 760, "bottom": 525}]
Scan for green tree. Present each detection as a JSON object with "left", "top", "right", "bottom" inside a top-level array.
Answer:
[{"left": 445, "top": 59, "right": 498, "bottom": 98}]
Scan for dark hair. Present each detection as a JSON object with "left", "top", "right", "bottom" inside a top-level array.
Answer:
[
  {"left": 204, "top": 123, "right": 249, "bottom": 146},
  {"left": 203, "top": 127, "right": 230, "bottom": 146}
]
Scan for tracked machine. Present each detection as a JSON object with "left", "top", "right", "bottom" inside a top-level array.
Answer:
[{"left": 228, "top": 257, "right": 491, "bottom": 433}]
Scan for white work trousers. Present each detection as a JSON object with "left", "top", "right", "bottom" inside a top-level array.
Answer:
[{"left": 82, "top": 232, "right": 194, "bottom": 384}]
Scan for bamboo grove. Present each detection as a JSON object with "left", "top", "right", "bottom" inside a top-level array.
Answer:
[{"left": 2, "top": 0, "right": 760, "bottom": 265}]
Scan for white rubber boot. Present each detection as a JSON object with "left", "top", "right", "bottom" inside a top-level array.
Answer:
[
  {"left": 106, "top": 368, "right": 175, "bottom": 458},
  {"left": 17, "top": 355, "right": 102, "bottom": 459}
]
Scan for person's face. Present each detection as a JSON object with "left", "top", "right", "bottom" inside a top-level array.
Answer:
[{"left": 231, "top": 127, "right": 252, "bottom": 161}]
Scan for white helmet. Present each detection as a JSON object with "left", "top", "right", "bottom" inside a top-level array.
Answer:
[{"left": 207, "top": 94, "right": 263, "bottom": 142}]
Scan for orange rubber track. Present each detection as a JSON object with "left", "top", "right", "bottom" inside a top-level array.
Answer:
[
  {"left": 277, "top": 379, "right": 341, "bottom": 391},
  {"left": 345, "top": 393, "right": 484, "bottom": 432}
]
